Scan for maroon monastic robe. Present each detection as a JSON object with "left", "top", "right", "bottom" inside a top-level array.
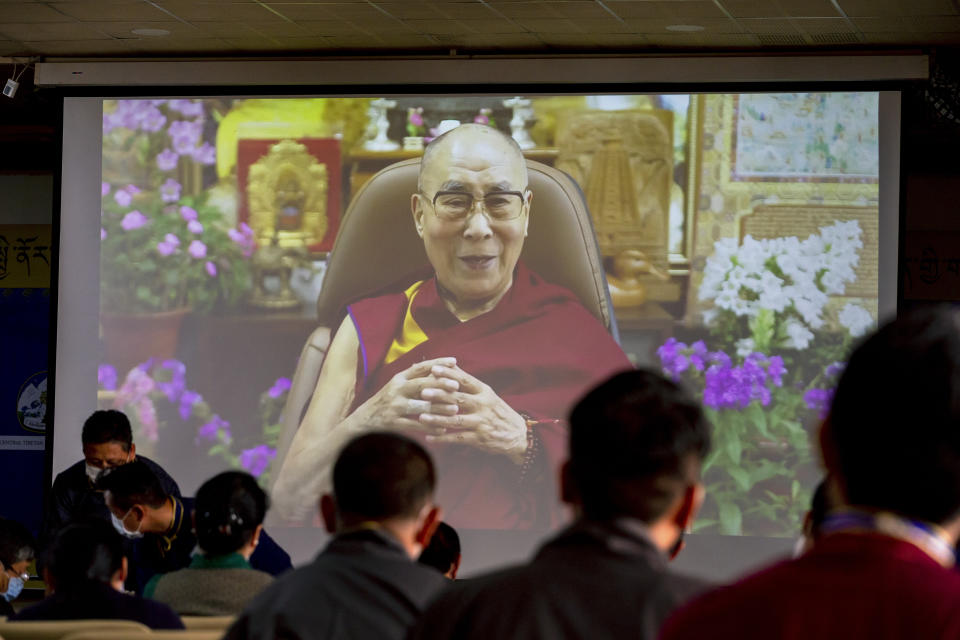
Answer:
[{"left": 346, "top": 263, "right": 632, "bottom": 529}]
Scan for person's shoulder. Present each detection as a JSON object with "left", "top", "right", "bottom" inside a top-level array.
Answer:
[{"left": 52, "top": 460, "right": 86, "bottom": 486}]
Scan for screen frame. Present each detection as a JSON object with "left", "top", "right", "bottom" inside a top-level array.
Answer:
[{"left": 50, "top": 70, "right": 908, "bottom": 580}]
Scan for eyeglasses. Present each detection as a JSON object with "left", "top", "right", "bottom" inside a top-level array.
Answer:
[{"left": 423, "top": 189, "right": 527, "bottom": 221}]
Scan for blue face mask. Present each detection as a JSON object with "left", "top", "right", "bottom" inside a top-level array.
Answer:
[{"left": 2, "top": 576, "right": 24, "bottom": 602}]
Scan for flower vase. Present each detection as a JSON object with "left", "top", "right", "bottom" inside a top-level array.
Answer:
[{"left": 100, "top": 307, "right": 190, "bottom": 376}]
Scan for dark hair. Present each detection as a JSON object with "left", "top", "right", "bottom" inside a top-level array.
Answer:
[
  {"left": 806, "top": 477, "right": 837, "bottom": 537},
  {"left": 333, "top": 432, "right": 436, "bottom": 520},
  {"left": 828, "top": 307, "right": 960, "bottom": 524},
  {"left": 418, "top": 522, "right": 460, "bottom": 574},
  {"left": 95, "top": 459, "right": 169, "bottom": 511},
  {"left": 0, "top": 518, "right": 36, "bottom": 568},
  {"left": 568, "top": 369, "right": 712, "bottom": 523},
  {"left": 44, "top": 521, "right": 124, "bottom": 590},
  {"left": 194, "top": 471, "right": 268, "bottom": 556},
  {"left": 81, "top": 410, "right": 133, "bottom": 451}
]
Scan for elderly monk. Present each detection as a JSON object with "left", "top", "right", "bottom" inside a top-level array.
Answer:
[{"left": 272, "top": 124, "right": 631, "bottom": 528}]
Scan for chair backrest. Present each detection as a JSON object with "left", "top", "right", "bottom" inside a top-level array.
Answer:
[
  {"left": 316, "top": 158, "right": 616, "bottom": 336},
  {"left": 179, "top": 616, "right": 235, "bottom": 632},
  {"left": 0, "top": 620, "right": 150, "bottom": 640},
  {"left": 62, "top": 632, "right": 222, "bottom": 640}
]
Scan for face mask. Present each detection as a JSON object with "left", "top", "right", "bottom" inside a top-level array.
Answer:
[
  {"left": 2, "top": 576, "right": 24, "bottom": 602},
  {"left": 85, "top": 463, "right": 102, "bottom": 482},
  {"left": 110, "top": 510, "right": 144, "bottom": 540}
]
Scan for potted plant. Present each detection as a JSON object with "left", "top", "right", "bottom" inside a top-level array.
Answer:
[
  {"left": 658, "top": 220, "right": 875, "bottom": 536},
  {"left": 100, "top": 99, "right": 255, "bottom": 372}
]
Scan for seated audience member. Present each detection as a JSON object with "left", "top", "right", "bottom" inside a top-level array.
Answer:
[
  {"left": 145, "top": 471, "right": 273, "bottom": 615},
  {"left": 11, "top": 522, "right": 183, "bottom": 629},
  {"left": 409, "top": 369, "right": 712, "bottom": 640},
  {"left": 41, "top": 410, "right": 180, "bottom": 550},
  {"left": 224, "top": 432, "right": 448, "bottom": 640},
  {"left": 95, "top": 460, "right": 291, "bottom": 594},
  {"left": 661, "top": 308, "right": 960, "bottom": 640},
  {"left": 418, "top": 522, "right": 461, "bottom": 579},
  {"left": 0, "top": 518, "right": 36, "bottom": 617}
]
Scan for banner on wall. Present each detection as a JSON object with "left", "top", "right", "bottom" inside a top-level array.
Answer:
[{"left": 0, "top": 224, "right": 51, "bottom": 533}]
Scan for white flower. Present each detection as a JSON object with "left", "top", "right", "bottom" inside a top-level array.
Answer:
[
  {"left": 702, "top": 309, "right": 718, "bottom": 326},
  {"left": 784, "top": 319, "right": 814, "bottom": 350},
  {"left": 838, "top": 303, "right": 874, "bottom": 338},
  {"left": 736, "top": 338, "right": 756, "bottom": 358}
]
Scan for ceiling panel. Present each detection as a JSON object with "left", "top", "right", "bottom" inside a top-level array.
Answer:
[
  {"left": 0, "top": 3, "right": 74, "bottom": 23},
  {"left": 157, "top": 2, "right": 288, "bottom": 21},
  {"left": 47, "top": 2, "right": 175, "bottom": 22},
  {"left": 606, "top": 1, "right": 727, "bottom": 19},
  {"left": 624, "top": 17, "right": 743, "bottom": 33},
  {"left": 837, "top": 0, "right": 958, "bottom": 17},
  {"left": 0, "top": 21, "right": 110, "bottom": 41}
]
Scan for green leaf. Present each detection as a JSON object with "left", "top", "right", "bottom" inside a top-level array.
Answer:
[
  {"left": 791, "top": 480, "right": 801, "bottom": 501},
  {"left": 725, "top": 435, "right": 742, "bottom": 465},
  {"left": 728, "top": 466, "right": 751, "bottom": 491},
  {"left": 718, "top": 501, "right": 743, "bottom": 535},
  {"left": 746, "top": 403, "right": 770, "bottom": 438}
]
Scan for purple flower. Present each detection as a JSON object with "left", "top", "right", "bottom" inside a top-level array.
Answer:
[
  {"left": 155, "top": 359, "right": 186, "bottom": 402},
  {"left": 197, "top": 414, "right": 231, "bottom": 444},
  {"left": 187, "top": 220, "right": 204, "bottom": 234},
  {"left": 178, "top": 390, "right": 202, "bottom": 421},
  {"left": 268, "top": 377, "right": 292, "bottom": 399},
  {"left": 825, "top": 361, "right": 845, "bottom": 379},
  {"left": 114, "top": 189, "right": 133, "bottom": 207},
  {"left": 804, "top": 387, "right": 835, "bottom": 419},
  {"left": 160, "top": 178, "right": 181, "bottom": 203},
  {"left": 168, "top": 119, "right": 203, "bottom": 154},
  {"left": 141, "top": 107, "right": 167, "bottom": 133},
  {"left": 205, "top": 261, "right": 217, "bottom": 277},
  {"left": 124, "top": 184, "right": 141, "bottom": 195},
  {"left": 229, "top": 222, "right": 257, "bottom": 257},
  {"left": 101, "top": 182, "right": 110, "bottom": 197},
  {"left": 164, "top": 233, "right": 180, "bottom": 247},
  {"left": 180, "top": 206, "right": 198, "bottom": 222},
  {"left": 98, "top": 364, "right": 118, "bottom": 391},
  {"left": 239, "top": 445, "right": 277, "bottom": 477},
  {"left": 157, "top": 240, "right": 177, "bottom": 256},
  {"left": 188, "top": 240, "right": 207, "bottom": 259},
  {"left": 156, "top": 148, "right": 179, "bottom": 171},
  {"left": 100, "top": 228, "right": 107, "bottom": 241},
  {"left": 657, "top": 338, "right": 690, "bottom": 379},
  {"left": 767, "top": 356, "right": 786, "bottom": 386},
  {"left": 136, "top": 397, "right": 159, "bottom": 442},
  {"left": 192, "top": 142, "right": 216, "bottom": 165},
  {"left": 168, "top": 99, "right": 204, "bottom": 117},
  {"left": 690, "top": 340, "right": 708, "bottom": 372},
  {"left": 121, "top": 210, "right": 149, "bottom": 231}
]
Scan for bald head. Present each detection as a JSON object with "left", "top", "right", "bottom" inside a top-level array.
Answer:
[{"left": 419, "top": 124, "right": 526, "bottom": 192}]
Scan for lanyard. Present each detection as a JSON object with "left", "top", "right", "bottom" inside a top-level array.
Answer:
[{"left": 820, "top": 509, "right": 956, "bottom": 568}]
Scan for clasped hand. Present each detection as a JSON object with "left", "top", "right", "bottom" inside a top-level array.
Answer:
[{"left": 355, "top": 357, "right": 528, "bottom": 464}]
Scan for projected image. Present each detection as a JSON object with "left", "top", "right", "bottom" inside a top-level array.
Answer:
[{"left": 95, "top": 93, "right": 879, "bottom": 536}]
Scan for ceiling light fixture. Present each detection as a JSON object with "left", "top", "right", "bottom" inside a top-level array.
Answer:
[
  {"left": 131, "top": 28, "right": 171, "bottom": 37},
  {"left": 665, "top": 24, "right": 705, "bottom": 32}
]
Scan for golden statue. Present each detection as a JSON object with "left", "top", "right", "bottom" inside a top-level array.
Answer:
[
  {"left": 556, "top": 109, "right": 674, "bottom": 309},
  {"left": 247, "top": 139, "right": 328, "bottom": 249},
  {"left": 248, "top": 230, "right": 314, "bottom": 310}
]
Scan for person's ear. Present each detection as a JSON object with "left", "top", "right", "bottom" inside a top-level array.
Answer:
[
  {"left": 320, "top": 494, "right": 338, "bottom": 534},
  {"left": 522, "top": 190, "right": 532, "bottom": 237},
  {"left": 42, "top": 567, "right": 54, "bottom": 595},
  {"left": 414, "top": 506, "right": 442, "bottom": 550},
  {"left": 673, "top": 483, "right": 705, "bottom": 533},
  {"left": 110, "top": 557, "right": 128, "bottom": 591},
  {"left": 128, "top": 442, "right": 136, "bottom": 462},
  {"left": 190, "top": 509, "right": 196, "bottom": 532},
  {"left": 446, "top": 553, "right": 462, "bottom": 580},
  {"left": 251, "top": 523, "right": 263, "bottom": 547},
  {"left": 412, "top": 193, "right": 425, "bottom": 237}
]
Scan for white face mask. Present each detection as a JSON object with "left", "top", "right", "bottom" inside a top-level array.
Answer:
[
  {"left": 85, "top": 463, "right": 103, "bottom": 482},
  {"left": 110, "top": 510, "right": 144, "bottom": 540}
]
